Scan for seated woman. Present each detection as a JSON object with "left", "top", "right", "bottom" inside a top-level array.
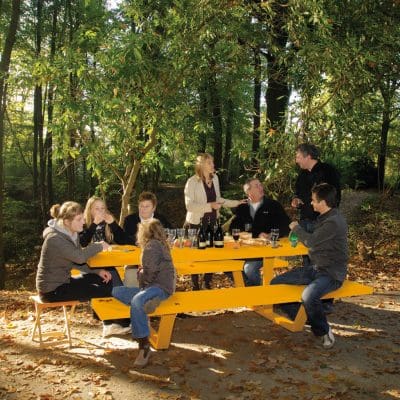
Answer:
[
  {"left": 122, "top": 191, "right": 171, "bottom": 245},
  {"left": 36, "top": 201, "right": 112, "bottom": 304},
  {"left": 80, "top": 196, "right": 131, "bottom": 337},
  {"left": 112, "top": 219, "right": 176, "bottom": 368}
]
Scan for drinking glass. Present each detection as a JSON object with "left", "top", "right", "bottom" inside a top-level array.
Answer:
[
  {"left": 270, "top": 228, "right": 279, "bottom": 248},
  {"left": 176, "top": 228, "right": 185, "bottom": 248},
  {"left": 244, "top": 223, "right": 252, "bottom": 233},
  {"left": 166, "top": 228, "right": 176, "bottom": 248},
  {"left": 188, "top": 228, "right": 197, "bottom": 248},
  {"left": 232, "top": 228, "right": 240, "bottom": 248}
]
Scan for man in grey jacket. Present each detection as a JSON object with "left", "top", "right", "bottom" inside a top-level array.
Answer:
[{"left": 271, "top": 183, "right": 348, "bottom": 349}]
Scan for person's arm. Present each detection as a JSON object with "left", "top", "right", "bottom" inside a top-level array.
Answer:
[
  {"left": 273, "top": 202, "right": 291, "bottom": 237},
  {"left": 293, "top": 219, "right": 337, "bottom": 248},
  {"left": 229, "top": 206, "right": 246, "bottom": 232},
  {"left": 122, "top": 215, "right": 139, "bottom": 245},
  {"left": 213, "top": 175, "right": 243, "bottom": 208},
  {"left": 79, "top": 223, "right": 97, "bottom": 247},
  {"left": 109, "top": 221, "right": 130, "bottom": 245}
]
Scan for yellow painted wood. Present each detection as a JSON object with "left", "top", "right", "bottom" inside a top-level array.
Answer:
[
  {"left": 91, "top": 280, "right": 373, "bottom": 348},
  {"left": 87, "top": 238, "right": 308, "bottom": 267},
  {"left": 175, "top": 259, "right": 244, "bottom": 274}
]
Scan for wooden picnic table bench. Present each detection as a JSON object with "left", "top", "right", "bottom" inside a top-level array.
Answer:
[{"left": 88, "top": 240, "right": 373, "bottom": 349}]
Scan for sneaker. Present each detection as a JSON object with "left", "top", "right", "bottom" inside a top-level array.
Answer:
[
  {"left": 322, "top": 327, "right": 335, "bottom": 349},
  {"left": 144, "top": 297, "right": 162, "bottom": 314},
  {"left": 102, "top": 323, "right": 131, "bottom": 338},
  {"left": 134, "top": 346, "right": 151, "bottom": 367}
]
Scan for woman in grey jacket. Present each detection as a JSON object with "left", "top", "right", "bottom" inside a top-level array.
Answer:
[{"left": 36, "top": 201, "right": 112, "bottom": 302}]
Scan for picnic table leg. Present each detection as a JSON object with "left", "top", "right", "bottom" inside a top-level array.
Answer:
[
  {"left": 149, "top": 314, "right": 176, "bottom": 350},
  {"left": 232, "top": 270, "right": 245, "bottom": 287}
]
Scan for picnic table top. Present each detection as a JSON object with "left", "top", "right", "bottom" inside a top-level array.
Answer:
[{"left": 87, "top": 237, "right": 308, "bottom": 268}]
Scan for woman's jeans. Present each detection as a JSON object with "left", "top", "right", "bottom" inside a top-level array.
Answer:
[
  {"left": 270, "top": 265, "right": 342, "bottom": 336},
  {"left": 112, "top": 286, "right": 170, "bottom": 339}
]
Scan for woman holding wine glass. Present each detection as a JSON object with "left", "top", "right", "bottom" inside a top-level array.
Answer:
[{"left": 184, "top": 153, "right": 246, "bottom": 290}]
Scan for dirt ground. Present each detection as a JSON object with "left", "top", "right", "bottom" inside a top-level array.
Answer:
[{"left": 1, "top": 189, "right": 399, "bottom": 400}]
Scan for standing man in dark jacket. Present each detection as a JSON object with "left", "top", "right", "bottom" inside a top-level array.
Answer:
[
  {"left": 271, "top": 183, "right": 348, "bottom": 349},
  {"left": 230, "top": 178, "right": 290, "bottom": 286},
  {"left": 292, "top": 143, "right": 341, "bottom": 233}
]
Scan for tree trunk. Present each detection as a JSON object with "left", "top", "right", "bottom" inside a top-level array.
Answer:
[
  {"left": 252, "top": 48, "right": 261, "bottom": 167},
  {"left": 0, "top": 0, "right": 22, "bottom": 289},
  {"left": 377, "top": 84, "right": 391, "bottom": 191},
  {"left": 45, "top": 1, "right": 58, "bottom": 210},
  {"left": 221, "top": 98, "right": 234, "bottom": 188},
  {"left": 198, "top": 82, "right": 208, "bottom": 153},
  {"left": 264, "top": 1, "right": 290, "bottom": 136},
  {"left": 209, "top": 72, "right": 223, "bottom": 170}
]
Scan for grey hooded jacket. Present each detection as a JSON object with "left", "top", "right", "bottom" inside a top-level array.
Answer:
[{"left": 36, "top": 219, "right": 103, "bottom": 294}]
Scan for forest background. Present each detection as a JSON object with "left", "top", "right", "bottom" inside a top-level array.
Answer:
[{"left": 1, "top": 0, "right": 400, "bottom": 290}]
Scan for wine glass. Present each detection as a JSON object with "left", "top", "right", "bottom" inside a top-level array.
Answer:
[
  {"left": 244, "top": 223, "right": 252, "bottom": 233},
  {"left": 232, "top": 228, "right": 240, "bottom": 248},
  {"left": 176, "top": 228, "right": 185, "bottom": 248},
  {"left": 166, "top": 228, "right": 176, "bottom": 248},
  {"left": 270, "top": 228, "right": 280, "bottom": 248},
  {"left": 188, "top": 228, "right": 197, "bottom": 248}
]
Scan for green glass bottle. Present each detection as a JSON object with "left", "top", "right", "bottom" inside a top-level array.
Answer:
[{"left": 289, "top": 231, "right": 298, "bottom": 247}]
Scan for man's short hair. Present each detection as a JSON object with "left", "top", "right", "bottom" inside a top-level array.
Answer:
[
  {"left": 243, "top": 178, "right": 258, "bottom": 194},
  {"left": 138, "top": 191, "right": 157, "bottom": 207},
  {"left": 296, "top": 143, "right": 319, "bottom": 160},
  {"left": 312, "top": 183, "right": 337, "bottom": 208}
]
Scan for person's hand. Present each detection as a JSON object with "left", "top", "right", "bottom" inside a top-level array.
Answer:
[
  {"left": 93, "top": 209, "right": 106, "bottom": 224},
  {"left": 289, "top": 221, "right": 299, "bottom": 230},
  {"left": 99, "top": 241, "right": 110, "bottom": 251},
  {"left": 104, "top": 212, "right": 114, "bottom": 224},
  {"left": 238, "top": 199, "right": 248, "bottom": 205},
  {"left": 210, "top": 202, "right": 222, "bottom": 210},
  {"left": 97, "top": 269, "right": 112, "bottom": 283},
  {"left": 258, "top": 232, "right": 269, "bottom": 239},
  {"left": 291, "top": 198, "right": 304, "bottom": 208}
]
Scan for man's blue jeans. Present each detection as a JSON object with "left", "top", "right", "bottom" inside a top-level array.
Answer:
[
  {"left": 243, "top": 259, "right": 263, "bottom": 286},
  {"left": 112, "top": 286, "right": 170, "bottom": 339},
  {"left": 270, "top": 265, "right": 342, "bottom": 336}
]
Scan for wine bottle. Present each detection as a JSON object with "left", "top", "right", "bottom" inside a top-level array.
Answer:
[
  {"left": 205, "top": 217, "right": 214, "bottom": 248},
  {"left": 197, "top": 219, "right": 206, "bottom": 250},
  {"left": 214, "top": 218, "right": 224, "bottom": 248}
]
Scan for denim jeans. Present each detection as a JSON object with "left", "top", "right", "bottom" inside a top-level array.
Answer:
[
  {"left": 112, "top": 286, "right": 170, "bottom": 339},
  {"left": 270, "top": 265, "right": 342, "bottom": 336},
  {"left": 243, "top": 259, "right": 263, "bottom": 286}
]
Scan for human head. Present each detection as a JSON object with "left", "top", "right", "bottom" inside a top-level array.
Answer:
[
  {"left": 295, "top": 143, "right": 319, "bottom": 170},
  {"left": 50, "top": 201, "right": 84, "bottom": 233},
  {"left": 311, "top": 183, "right": 337, "bottom": 213},
  {"left": 136, "top": 219, "right": 169, "bottom": 249},
  {"left": 138, "top": 191, "right": 157, "bottom": 220},
  {"left": 84, "top": 196, "right": 106, "bottom": 225},
  {"left": 243, "top": 178, "right": 264, "bottom": 203},
  {"left": 194, "top": 153, "right": 215, "bottom": 181}
]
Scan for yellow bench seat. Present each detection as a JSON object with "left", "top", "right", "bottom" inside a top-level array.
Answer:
[{"left": 91, "top": 280, "right": 373, "bottom": 349}]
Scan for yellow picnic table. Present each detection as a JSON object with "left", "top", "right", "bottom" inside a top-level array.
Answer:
[{"left": 87, "top": 240, "right": 373, "bottom": 349}]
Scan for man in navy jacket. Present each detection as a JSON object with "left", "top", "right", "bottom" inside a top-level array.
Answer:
[{"left": 230, "top": 178, "right": 290, "bottom": 286}]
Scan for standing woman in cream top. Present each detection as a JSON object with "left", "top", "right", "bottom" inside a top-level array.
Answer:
[{"left": 184, "top": 153, "right": 245, "bottom": 290}]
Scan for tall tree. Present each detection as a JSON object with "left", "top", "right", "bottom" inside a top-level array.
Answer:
[{"left": 0, "top": 0, "right": 21, "bottom": 288}]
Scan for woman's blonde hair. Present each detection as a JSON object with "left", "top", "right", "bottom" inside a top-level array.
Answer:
[
  {"left": 194, "top": 153, "right": 214, "bottom": 181},
  {"left": 137, "top": 219, "right": 169, "bottom": 250},
  {"left": 83, "top": 196, "right": 113, "bottom": 243},
  {"left": 50, "top": 201, "right": 83, "bottom": 222}
]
